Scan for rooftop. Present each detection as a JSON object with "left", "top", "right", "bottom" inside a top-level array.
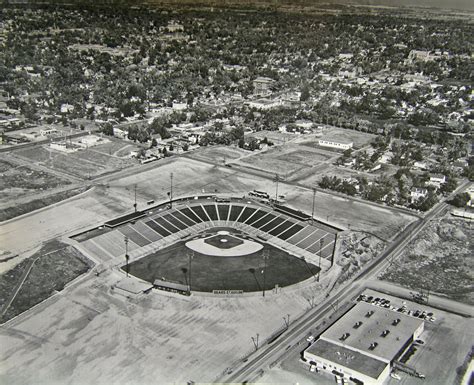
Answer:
[
  {"left": 321, "top": 301, "right": 423, "bottom": 361},
  {"left": 306, "top": 338, "right": 388, "bottom": 379}
]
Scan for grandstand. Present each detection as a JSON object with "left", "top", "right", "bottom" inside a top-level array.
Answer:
[{"left": 73, "top": 196, "right": 339, "bottom": 290}]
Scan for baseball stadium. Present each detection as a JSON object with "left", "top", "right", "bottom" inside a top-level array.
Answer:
[{"left": 72, "top": 194, "right": 340, "bottom": 295}]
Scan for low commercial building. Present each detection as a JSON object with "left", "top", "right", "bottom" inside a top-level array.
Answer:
[
  {"left": 304, "top": 302, "right": 424, "bottom": 385},
  {"left": 318, "top": 138, "right": 353, "bottom": 150}
]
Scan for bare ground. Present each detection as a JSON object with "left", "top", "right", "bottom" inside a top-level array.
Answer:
[{"left": 379, "top": 214, "right": 474, "bottom": 305}]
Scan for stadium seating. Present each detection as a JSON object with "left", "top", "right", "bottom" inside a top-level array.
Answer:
[{"left": 81, "top": 199, "right": 338, "bottom": 264}]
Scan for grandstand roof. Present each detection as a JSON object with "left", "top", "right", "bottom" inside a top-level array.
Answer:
[
  {"left": 321, "top": 301, "right": 424, "bottom": 362},
  {"left": 105, "top": 211, "right": 146, "bottom": 228}
]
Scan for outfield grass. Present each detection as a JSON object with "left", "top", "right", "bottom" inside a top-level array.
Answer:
[{"left": 127, "top": 238, "right": 319, "bottom": 292}]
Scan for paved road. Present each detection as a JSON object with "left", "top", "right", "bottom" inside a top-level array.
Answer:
[{"left": 216, "top": 180, "right": 473, "bottom": 383}]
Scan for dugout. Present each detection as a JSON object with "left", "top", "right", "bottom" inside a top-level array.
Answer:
[{"left": 153, "top": 279, "right": 189, "bottom": 295}]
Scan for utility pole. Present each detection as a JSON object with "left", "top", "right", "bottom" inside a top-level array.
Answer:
[
  {"left": 283, "top": 314, "right": 290, "bottom": 328},
  {"left": 124, "top": 236, "right": 129, "bottom": 277},
  {"left": 311, "top": 187, "right": 316, "bottom": 224},
  {"left": 262, "top": 250, "right": 269, "bottom": 297},
  {"left": 133, "top": 184, "right": 137, "bottom": 213},
  {"left": 251, "top": 333, "right": 259, "bottom": 351}
]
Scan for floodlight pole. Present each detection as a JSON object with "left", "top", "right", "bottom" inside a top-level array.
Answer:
[
  {"left": 318, "top": 238, "right": 323, "bottom": 282},
  {"left": 133, "top": 184, "right": 137, "bottom": 213},
  {"left": 124, "top": 236, "right": 129, "bottom": 277},
  {"left": 262, "top": 251, "right": 269, "bottom": 297},
  {"left": 311, "top": 187, "right": 316, "bottom": 224},
  {"left": 302, "top": 256, "right": 316, "bottom": 281},
  {"left": 188, "top": 251, "right": 194, "bottom": 294},
  {"left": 273, "top": 174, "right": 281, "bottom": 204},
  {"left": 170, "top": 172, "right": 173, "bottom": 208}
]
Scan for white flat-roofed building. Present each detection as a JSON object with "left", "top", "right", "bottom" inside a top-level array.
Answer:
[
  {"left": 318, "top": 138, "right": 353, "bottom": 150},
  {"left": 427, "top": 174, "right": 446, "bottom": 188},
  {"left": 304, "top": 301, "right": 424, "bottom": 385}
]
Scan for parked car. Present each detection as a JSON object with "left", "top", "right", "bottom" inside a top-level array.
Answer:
[{"left": 390, "top": 372, "right": 401, "bottom": 380}]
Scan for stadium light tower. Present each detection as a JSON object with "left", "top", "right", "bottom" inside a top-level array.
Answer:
[
  {"left": 170, "top": 172, "right": 174, "bottom": 208},
  {"left": 318, "top": 237, "right": 324, "bottom": 282},
  {"left": 187, "top": 250, "right": 194, "bottom": 294},
  {"left": 124, "top": 236, "right": 129, "bottom": 277},
  {"left": 262, "top": 250, "right": 269, "bottom": 297},
  {"left": 273, "top": 174, "right": 282, "bottom": 204},
  {"left": 133, "top": 184, "right": 137, "bottom": 213},
  {"left": 311, "top": 187, "right": 317, "bottom": 224}
]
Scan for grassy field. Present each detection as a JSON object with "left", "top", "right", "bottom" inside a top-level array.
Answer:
[
  {"left": 0, "top": 241, "right": 92, "bottom": 323},
  {"left": 379, "top": 214, "right": 473, "bottom": 304},
  {"left": 127, "top": 235, "right": 319, "bottom": 292}
]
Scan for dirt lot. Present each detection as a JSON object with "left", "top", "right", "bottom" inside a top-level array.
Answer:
[
  {"left": 15, "top": 145, "right": 136, "bottom": 179},
  {"left": 0, "top": 156, "right": 71, "bottom": 207},
  {"left": 335, "top": 232, "right": 386, "bottom": 285},
  {"left": 379, "top": 214, "right": 474, "bottom": 305},
  {"left": 0, "top": 187, "right": 86, "bottom": 222}
]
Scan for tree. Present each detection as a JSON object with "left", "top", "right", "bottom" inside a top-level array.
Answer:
[
  {"left": 150, "top": 138, "right": 157, "bottom": 148},
  {"left": 101, "top": 122, "right": 114, "bottom": 136},
  {"left": 300, "top": 84, "right": 310, "bottom": 101},
  {"left": 448, "top": 192, "right": 470, "bottom": 208}
]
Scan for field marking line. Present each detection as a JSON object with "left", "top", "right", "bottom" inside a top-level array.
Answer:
[{"left": 0, "top": 252, "right": 43, "bottom": 317}]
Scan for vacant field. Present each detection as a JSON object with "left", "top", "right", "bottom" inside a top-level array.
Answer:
[
  {"left": 0, "top": 187, "right": 86, "bottom": 222},
  {"left": 15, "top": 145, "right": 135, "bottom": 179},
  {"left": 276, "top": 149, "right": 330, "bottom": 164},
  {"left": 0, "top": 160, "right": 71, "bottom": 207},
  {"left": 0, "top": 158, "right": 16, "bottom": 172},
  {"left": 188, "top": 145, "right": 250, "bottom": 164},
  {"left": 379, "top": 214, "right": 474, "bottom": 304},
  {"left": 0, "top": 241, "right": 92, "bottom": 323},
  {"left": 93, "top": 140, "right": 139, "bottom": 157},
  {"left": 127, "top": 236, "right": 319, "bottom": 292}
]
